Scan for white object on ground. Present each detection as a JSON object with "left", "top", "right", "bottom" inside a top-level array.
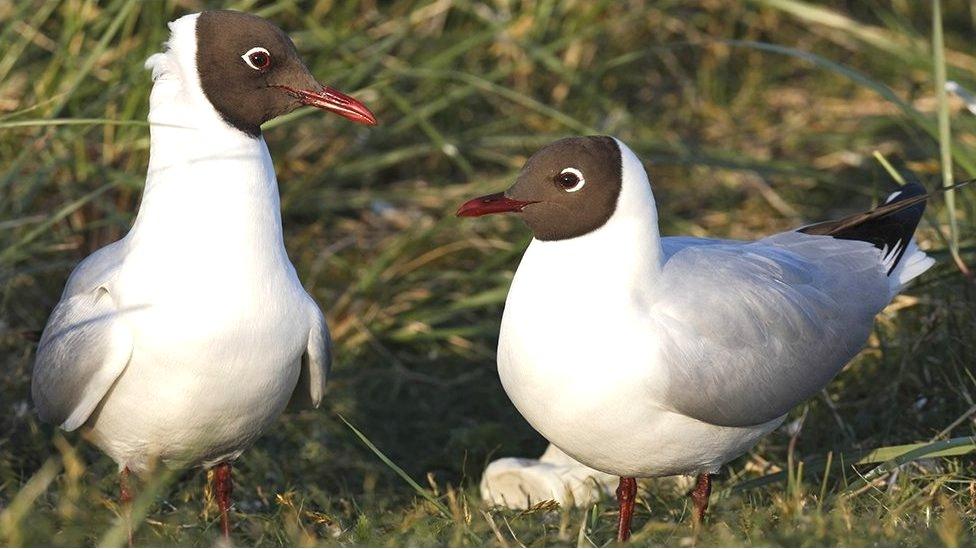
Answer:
[{"left": 481, "top": 444, "right": 617, "bottom": 509}]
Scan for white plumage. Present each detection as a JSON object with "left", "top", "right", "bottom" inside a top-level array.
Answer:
[{"left": 31, "top": 13, "right": 331, "bottom": 474}]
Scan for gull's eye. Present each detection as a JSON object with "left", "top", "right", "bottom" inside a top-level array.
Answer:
[
  {"left": 556, "top": 167, "right": 585, "bottom": 192},
  {"left": 242, "top": 47, "right": 271, "bottom": 71}
]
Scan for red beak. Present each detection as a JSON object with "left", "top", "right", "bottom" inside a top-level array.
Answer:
[
  {"left": 275, "top": 85, "right": 378, "bottom": 126},
  {"left": 456, "top": 192, "right": 538, "bottom": 217}
]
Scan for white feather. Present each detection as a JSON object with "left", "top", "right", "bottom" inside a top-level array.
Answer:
[{"left": 888, "top": 239, "right": 935, "bottom": 296}]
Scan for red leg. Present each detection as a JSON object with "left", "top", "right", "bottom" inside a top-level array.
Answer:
[
  {"left": 616, "top": 476, "right": 638, "bottom": 542},
  {"left": 119, "top": 467, "right": 133, "bottom": 546},
  {"left": 213, "top": 462, "right": 233, "bottom": 539},
  {"left": 690, "top": 473, "right": 712, "bottom": 525}
]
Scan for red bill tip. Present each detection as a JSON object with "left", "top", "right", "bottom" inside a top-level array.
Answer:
[
  {"left": 456, "top": 192, "right": 537, "bottom": 217},
  {"left": 275, "top": 85, "right": 377, "bottom": 126}
]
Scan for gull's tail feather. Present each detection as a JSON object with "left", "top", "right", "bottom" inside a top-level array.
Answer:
[{"left": 887, "top": 238, "right": 935, "bottom": 297}]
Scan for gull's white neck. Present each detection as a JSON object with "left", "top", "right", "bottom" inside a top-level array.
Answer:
[
  {"left": 125, "top": 13, "right": 286, "bottom": 268},
  {"left": 514, "top": 142, "right": 662, "bottom": 306}
]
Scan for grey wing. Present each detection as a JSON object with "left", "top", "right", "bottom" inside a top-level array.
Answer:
[
  {"left": 33, "top": 242, "right": 131, "bottom": 430},
  {"left": 289, "top": 298, "right": 332, "bottom": 409},
  {"left": 652, "top": 232, "right": 891, "bottom": 427},
  {"left": 32, "top": 284, "right": 132, "bottom": 431}
]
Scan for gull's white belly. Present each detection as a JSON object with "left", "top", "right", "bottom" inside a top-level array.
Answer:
[
  {"left": 498, "top": 293, "right": 782, "bottom": 479},
  {"left": 84, "top": 272, "right": 309, "bottom": 473}
]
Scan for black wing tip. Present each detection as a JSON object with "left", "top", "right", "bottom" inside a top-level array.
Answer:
[
  {"left": 883, "top": 180, "right": 926, "bottom": 204},
  {"left": 798, "top": 176, "right": 970, "bottom": 274},
  {"left": 799, "top": 181, "right": 930, "bottom": 275}
]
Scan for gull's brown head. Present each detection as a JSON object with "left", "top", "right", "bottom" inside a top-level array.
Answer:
[
  {"left": 193, "top": 10, "right": 376, "bottom": 137},
  {"left": 457, "top": 136, "right": 624, "bottom": 241}
]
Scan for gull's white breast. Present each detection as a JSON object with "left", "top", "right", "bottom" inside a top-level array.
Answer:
[
  {"left": 84, "top": 135, "right": 312, "bottom": 473},
  {"left": 86, "top": 277, "right": 309, "bottom": 472}
]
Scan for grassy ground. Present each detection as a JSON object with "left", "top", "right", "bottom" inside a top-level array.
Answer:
[{"left": 1, "top": 0, "right": 976, "bottom": 546}]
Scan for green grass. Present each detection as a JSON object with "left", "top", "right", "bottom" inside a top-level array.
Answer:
[{"left": 2, "top": 0, "right": 976, "bottom": 545}]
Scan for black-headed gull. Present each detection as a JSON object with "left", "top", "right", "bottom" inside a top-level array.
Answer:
[
  {"left": 458, "top": 136, "right": 949, "bottom": 541},
  {"left": 30, "top": 10, "right": 375, "bottom": 540}
]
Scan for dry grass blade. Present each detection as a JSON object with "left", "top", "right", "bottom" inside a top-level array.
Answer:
[
  {"left": 0, "top": 458, "right": 61, "bottom": 546},
  {"left": 97, "top": 468, "right": 178, "bottom": 547}
]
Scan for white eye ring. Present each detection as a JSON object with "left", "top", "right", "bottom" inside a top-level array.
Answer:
[
  {"left": 557, "top": 167, "right": 585, "bottom": 192},
  {"left": 241, "top": 47, "right": 271, "bottom": 70}
]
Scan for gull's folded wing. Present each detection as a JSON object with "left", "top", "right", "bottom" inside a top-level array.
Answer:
[
  {"left": 652, "top": 233, "right": 890, "bottom": 428},
  {"left": 289, "top": 299, "right": 332, "bottom": 409},
  {"left": 32, "top": 243, "right": 132, "bottom": 431}
]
